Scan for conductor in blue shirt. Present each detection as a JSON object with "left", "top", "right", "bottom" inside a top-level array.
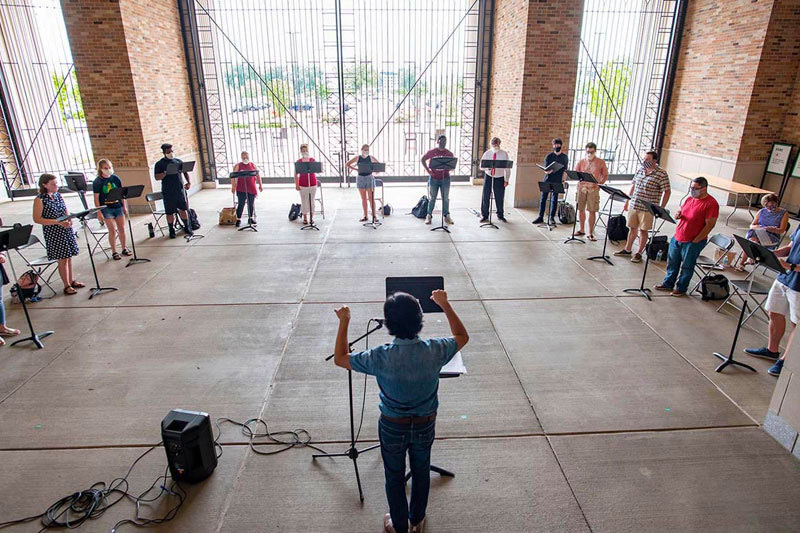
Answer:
[
  {"left": 334, "top": 289, "right": 469, "bottom": 533},
  {"left": 532, "top": 137, "right": 570, "bottom": 225}
]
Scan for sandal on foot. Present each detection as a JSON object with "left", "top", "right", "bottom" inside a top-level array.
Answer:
[
  {"left": 71, "top": 281, "right": 85, "bottom": 289},
  {"left": 575, "top": 231, "right": 585, "bottom": 236},
  {"left": 112, "top": 252, "right": 121, "bottom": 260},
  {"left": 0, "top": 327, "right": 20, "bottom": 337},
  {"left": 121, "top": 248, "right": 132, "bottom": 256},
  {"left": 64, "top": 287, "right": 77, "bottom": 295},
  {"left": 588, "top": 234, "right": 597, "bottom": 241},
  {"left": 0, "top": 337, "right": 5, "bottom": 347},
  {"left": 359, "top": 216, "right": 368, "bottom": 222}
]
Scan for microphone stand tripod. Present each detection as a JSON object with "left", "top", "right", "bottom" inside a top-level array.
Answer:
[{"left": 315, "top": 320, "right": 383, "bottom": 502}]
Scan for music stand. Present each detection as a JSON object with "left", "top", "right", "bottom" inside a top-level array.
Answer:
[
  {"left": 480, "top": 158, "right": 514, "bottom": 229},
  {"left": 59, "top": 208, "right": 117, "bottom": 299},
  {"left": 429, "top": 157, "right": 458, "bottom": 233},
  {"left": 588, "top": 185, "right": 631, "bottom": 265},
  {"left": 294, "top": 161, "right": 322, "bottom": 231},
  {"left": 623, "top": 201, "right": 675, "bottom": 300},
  {"left": 64, "top": 172, "right": 89, "bottom": 210},
  {"left": 230, "top": 170, "right": 260, "bottom": 232},
  {"left": 105, "top": 186, "right": 150, "bottom": 267},
  {"left": 0, "top": 225, "right": 54, "bottom": 349},
  {"left": 356, "top": 161, "right": 386, "bottom": 229},
  {"left": 536, "top": 181, "right": 564, "bottom": 231},
  {"left": 712, "top": 236, "right": 783, "bottom": 373},
  {"left": 165, "top": 161, "right": 196, "bottom": 174}
]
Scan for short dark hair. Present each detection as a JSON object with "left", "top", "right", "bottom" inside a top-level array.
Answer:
[
  {"left": 437, "top": 134, "right": 447, "bottom": 142},
  {"left": 692, "top": 176, "right": 708, "bottom": 188},
  {"left": 383, "top": 292, "right": 424, "bottom": 340},
  {"left": 161, "top": 143, "right": 173, "bottom": 152},
  {"left": 552, "top": 138, "right": 563, "bottom": 145},
  {"left": 646, "top": 150, "right": 659, "bottom": 162},
  {"left": 585, "top": 142, "right": 597, "bottom": 150}
]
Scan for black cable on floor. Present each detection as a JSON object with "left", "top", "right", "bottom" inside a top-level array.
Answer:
[{"left": 215, "top": 417, "right": 328, "bottom": 456}]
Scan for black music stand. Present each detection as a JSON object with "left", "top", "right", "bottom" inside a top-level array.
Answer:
[
  {"left": 295, "top": 161, "right": 322, "bottom": 231},
  {"left": 165, "top": 160, "right": 196, "bottom": 175},
  {"left": 0, "top": 225, "right": 53, "bottom": 349},
  {"left": 429, "top": 157, "right": 458, "bottom": 233},
  {"left": 536, "top": 181, "right": 564, "bottom": 231},
  {"left": 105, "top": 185, "right": 150, "bottom": 267},
  {"left": 59, "top": 208, "right": 118, "bottom": 299},
  {"left": 588, "top": 185, "right": 631, "bottom": 265},
  {"left": 357, "top": 161, "right": 386, "bottom": 229},
  {"left": 64, "top": 172, "right": 89, "bottom": 210},
  {"left": 230, "top": 170, "right": 260, "bottom": 232},
  {"left": 712, "top": 236, "right": 782, "bottom": 373},
  {"left": 563, "top": 171, "right": 598, "bottom": 244},
  {"left": 623, "top": 201, "right": 675, "bottom": 300},
  {"left": 480, "top": 158, "right": 514, "bottom": 229}
]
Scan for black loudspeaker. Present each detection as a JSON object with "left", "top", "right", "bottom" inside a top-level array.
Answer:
[{"left": 161, "top": 409, "right": 217, "bottom": 483}]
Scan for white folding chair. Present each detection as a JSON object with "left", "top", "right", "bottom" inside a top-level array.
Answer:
[
  {"left": 716, "top": 268, "right": 772, "bottom": 324},
  {"left": 15, "top": 235, "right": 59, "bottom": 298},
  {"left": 84, "top": 211, "right": 110, "bottom": 259},
  {"left": 145, "top": 192, "right": 169, "bottom": 236},
  {"left": 315, "top": 182, "right": 325, "bottom": 220}
]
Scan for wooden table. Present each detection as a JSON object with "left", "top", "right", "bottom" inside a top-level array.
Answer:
[{"left": 677, "top": 173, "right": 774, "bottom": 226}]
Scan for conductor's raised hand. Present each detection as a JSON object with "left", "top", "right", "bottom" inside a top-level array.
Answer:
[
  {"left": 334, "top": 305, "right": 351, "bottom": 322},
  {"left": 430, "top": 289, "right": 449, "bottom": 308}
]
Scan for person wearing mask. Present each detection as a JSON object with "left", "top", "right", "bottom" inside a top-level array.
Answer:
[
  {"left": 347, "top": 144, "right": 381, "bottom": 223},
  {"left": 32, "top": 174, "right": 83, "bottom": 295},
  {"left": 615, "top": 151, "right": 671, "bottom": 263},
  {"left": 654, "top": 176, "right": 718, "bottom": 297},
  {"left": 733, "top": 193, "right": 789, "bottom": 270},
  {"left": 92, "top": 159, "right": 130, "bottom": 260},
  {"left": 0, "top": 252, "right": 20, "bottom": 345},
  {"left": 231, "top": 151, "right": 262, "bottom": 227},
  {"left": 334, "top": 289, "right": 469, "bottom": 533},
  {"left": 153, "top": 143, "right": 193, "bottom": 239},
  {"left": 479, "top": 137, "right": 509, "bottom": 223},
  {"left": 532, "top": 138, "right": 569, "bottom": 225},
  {"left": 574, "top": 142, "right": 608, "bottom": 241},
  {"left": 421, "top": 135, "right": 455, "bottom": 225},
  {"left": 294, "top": 144, "right": 318, "bottom": 225}
]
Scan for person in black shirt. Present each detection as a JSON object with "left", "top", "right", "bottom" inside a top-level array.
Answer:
[
  {"left": 154, "top": 143, "right": 192, "bottom": 238},
  {"left": 92, "top": 158, "right": 130, "bottom": 260},
  {"left": 532, "top": 138, "right": 569, "bottom": 225}
]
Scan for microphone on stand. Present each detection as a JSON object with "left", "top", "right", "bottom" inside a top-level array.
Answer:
[{"left": 371, "top": 318, "right": 385, "bottom": 326}]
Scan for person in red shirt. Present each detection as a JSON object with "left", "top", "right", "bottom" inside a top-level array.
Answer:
[
  {"left": 421, "top": 135, "right": 455, "bottom": 225},
  {"left": 294, "top": 143, "right": 318, "bottom": 225},
  {"left": 231, "top": 151, "right": 262, "bottom": 227},
  {"left": 655, "top": 176, "right": 719, "bottom": 296}
]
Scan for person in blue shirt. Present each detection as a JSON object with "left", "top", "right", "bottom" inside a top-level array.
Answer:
[
  {"left": 334, "top": 289, "right": 469, "bottom": 533},
  {"left": 532, "top": 137, "right": 570, "bottom": 225}
]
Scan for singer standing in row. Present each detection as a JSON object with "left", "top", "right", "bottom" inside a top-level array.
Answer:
[
  {"left": 479, "top": 137, "right": 509, "bottom": 223},
  {"left": 532, "top": 138, "right": 569, "bottom": 225},
  {"left": 231, "top": 151, "right": 262, "bottom": 227},
  {"left": 347, "top": 144, "right": 381, "bottom": 223},
  {"left": 294, "top": 144, "right": 317, "bottom": 226},
  {"left": 574, "top": 142, "right": 608, "bottom": 241}
]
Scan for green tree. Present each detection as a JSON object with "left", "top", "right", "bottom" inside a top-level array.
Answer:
[
  {"left": 584, "top": 60, "right": 631, "bottom": 126},
  {"left": 344, "top": 64, "right": 378, "bottom": 93},
  {"left": 51, "top": 70, "right": 84, "bottom": 121}
]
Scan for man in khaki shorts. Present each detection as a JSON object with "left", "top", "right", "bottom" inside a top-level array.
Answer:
[
  {"left": 614, "top": 151, "right": 670, "bottom": 263},
  {"left": 574, "top": 142, "right": 608, "bottom": 241}
]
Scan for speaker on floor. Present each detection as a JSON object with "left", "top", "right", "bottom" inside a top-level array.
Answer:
[{"left": 161, "top": 409, "right": 217, "bottom": 483}]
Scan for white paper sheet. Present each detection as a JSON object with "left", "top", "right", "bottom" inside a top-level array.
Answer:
[
  {"left": 755, "top": 227, "right": 772, "bottom": 246},
  {"left": 441, "top": 351, "right": 467, "bottom": 376}
]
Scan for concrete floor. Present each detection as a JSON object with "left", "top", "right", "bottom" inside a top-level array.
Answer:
[{"left": 0, "top": 183, "right": 799, "bottom": 532}]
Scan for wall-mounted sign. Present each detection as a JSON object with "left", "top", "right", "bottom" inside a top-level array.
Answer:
[{"left": 766, "top": 142, "right": 794, "bottom": 175}]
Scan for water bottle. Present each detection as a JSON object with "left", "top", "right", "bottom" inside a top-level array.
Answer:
[
  {"left": 656, "top": 250, "right": 663, "bottom": 262},
  {"left": 147, "top": 222, "right": 155, "bottom": 238},
  {"left": 722, "top": 255, "right": 729, "bottom": 268}
]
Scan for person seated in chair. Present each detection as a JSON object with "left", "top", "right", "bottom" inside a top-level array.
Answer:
[
  {"left": 733, "top": 193, "right": 789, "bottom": 270},
  {"left": 333, "top": 290, "right": 469, "bottom": 533}
]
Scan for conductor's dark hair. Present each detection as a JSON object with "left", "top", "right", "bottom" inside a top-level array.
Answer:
[
  {"left": 552, "top": 138, "right": 563, "bottom": 145},
  {"left": 692, "top": 176, "right": 708, "bottom": 188},
  {"left": 646, "top": 150, "right": 659, "bottom": 162},
  {"left": 161, "top": 143, "right": 173, "bottom": 152},
  {"left": 384, "top": 292, "right": 424, "bottom": 340}
]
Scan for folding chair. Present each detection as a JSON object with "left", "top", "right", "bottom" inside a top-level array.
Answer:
[
  {"left": 83, "top": 211, "right": 110, "bottom": 259},
  {"left": 15, "top": 235, "right": 59, "bottom": 298},
  {"left": 145, "top": 192, "right": 169, "bottom": 236},
  {"left": 315, "top": 182, "right": 325, "bottom": 220},
  {"left": 690, "top": 233, "right": 735, "bottom": 294},
  {"left": 716, "top": 268, "right": 772, "bottom": 324}
]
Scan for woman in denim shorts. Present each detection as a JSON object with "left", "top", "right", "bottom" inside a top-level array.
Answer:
[
  {"left": 92, "top": 159, "right": 131, "bottom": 260},
  {"left": 347, "top": 144, "right": 381, "bottom": 223}
]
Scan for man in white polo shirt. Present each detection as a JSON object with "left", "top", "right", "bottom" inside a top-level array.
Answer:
[{"left": 479, "top": 137, "right": 509, "bottom": 223}]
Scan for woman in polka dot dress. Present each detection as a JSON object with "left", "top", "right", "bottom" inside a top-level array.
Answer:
[{"left": 32, "top": 174, "right": 83, "bottom": 295}]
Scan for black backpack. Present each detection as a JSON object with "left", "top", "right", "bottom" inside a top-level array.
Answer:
[
  {"left": 701, "top": 274, "right": 730, "bottom": 301},
  {"left": 288, "top": 203, "right": 301, "bottom": 221},
  {"left": 607, "top": 214, "right": 629, "bottom": 242},
  {"left": 383, "top": 204, "right": 393, "bottom": 216},
  {"left": 558, "top": 201, "right": 576, "bottom": 225},
  {"left": 188, "top": 208, "right": 201, "bottom": 230},
  {"left": 646, "top": 235, "right": 669, "bottom": 260},
  {"left": 411, "top": 196, "right": 429, "bottom": 219}
]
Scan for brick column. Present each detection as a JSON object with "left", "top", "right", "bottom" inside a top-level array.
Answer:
[
  {"left": 61, "top": 0, "right": 202, "bottom": 212},
  {"left": 487, "top": 0, "right": 583, "bottom": 208}
]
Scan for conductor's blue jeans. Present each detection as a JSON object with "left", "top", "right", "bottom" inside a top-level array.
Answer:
[{"left": 379, "top": 416, "right": 436, "bottom": 532}]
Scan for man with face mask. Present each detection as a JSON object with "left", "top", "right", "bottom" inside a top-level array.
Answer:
[
  {"left": 479, "top": 137, "right": 509, "bottom": 223},
  {"left": 654, "top": 176, "right": 718, "bottom": 296},
  {"left": 421, "top": 135, "right": 455, "bottom": 225},
  {"left": 615, "top": 151, "right": 670, "bottom": 262},
  {"left": 154, "top": 143, "right": 193, "bottom": 238},
  {"left": 574, "top": 142, "right": 608, "bottom": 240},
  {"left": 532, "top": 138, "right": 569, "bottom": 225}
]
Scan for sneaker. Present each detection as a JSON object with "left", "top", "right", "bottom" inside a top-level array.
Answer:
[
  {"left": 631, "top": 253, "right": 642, "bottom": 263},
  {"left": 671, "top": 290, "right": 686, "bottom": 297},
  {"left": 548, "top": 218, "right": 556, "bottom": 226},
  {"left": 613, "top": 249, "right": 632, "bottom": 257},
  {"left": 248, "top": 217, "right": 256, "bottom": 226},
  {"left": 532, "top": 217, "right": 544, "bottom": 224},
  {"left": 744, "top": 347, "right": 781, "bottom": 360},
  {"left": 410, "top": 517, "right": 426, "bottom": 533},
  {"left": 445, "top": 214, "right": 454, "bottom": 225},
  {"left": 383, "top": 513, "right": 397, "bottom": 533},
  {"left": 168, "top": 225, "right": 176, "bottom": 239},
  {"left": 498, "top": 216, "right": 508, "bottom": 222},
  {"left": 235, "top": 219, "right": 241, "bottom": 227},
  {"left": 768, "top": 359, "right": 784, "bottom": 376},
  {"left": 653, "top": 284, "right": 673, "bottom": 291},
  {"left": 479, "top": 217, "right": 489, "bottom": 223},
  {"left": 425, "top": 215, "right": 432, "bottom": 225}
]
